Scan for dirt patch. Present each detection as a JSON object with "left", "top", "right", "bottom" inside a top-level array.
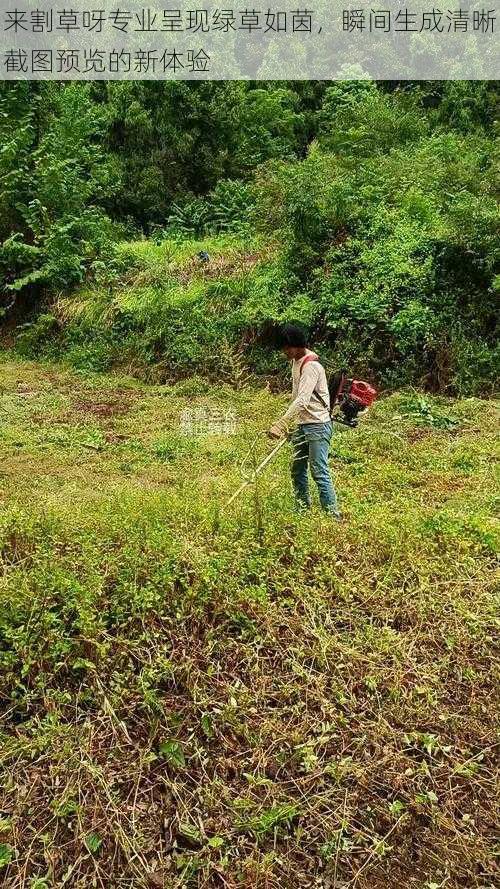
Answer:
[
  {"left": 71, "top": 396, "right": 134, "bottom": 420},
  {"left": 104, "top": 431, "right": 128, "bottom": 443},
  {"left": 405, "top": 427, "right": 435, "bottom": 443}
]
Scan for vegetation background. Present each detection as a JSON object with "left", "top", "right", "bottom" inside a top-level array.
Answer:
[
  {"left": 0, "top": 81, "right": 498, "bottom": 390},
  {"left": 0, "top": 81, "right": 498, "bottom": 889}
]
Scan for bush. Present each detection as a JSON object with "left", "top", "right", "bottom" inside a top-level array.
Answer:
[
  {"left": 15, "top": 313, "right": 60, "bottom": 357},
  {"left": 4, "top": 82, "right": 497, "bottom": 394},
  {"left": 0, "top": 84, "right": 119, "bottom": 299},
  {"left": 167, "top": 179, "right": 257, "bottom": 237},
  {"left": 255, "top": 126, "right": 498, "bottom": 392}
]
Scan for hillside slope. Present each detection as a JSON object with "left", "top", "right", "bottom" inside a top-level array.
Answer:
[
  {"left": 0, "top": 356, "right": 498, "bottom": 888},
  {"left": 15, "top": 235, "right": 282, "bottom": 383}
]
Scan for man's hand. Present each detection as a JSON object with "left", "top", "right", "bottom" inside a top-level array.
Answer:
[{"left": 267, "top": 423, "right": 284, "bottom": 440}]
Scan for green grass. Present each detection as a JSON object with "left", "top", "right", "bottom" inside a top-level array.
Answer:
[
  {"left": 112, "top": 234, "right": 265, "bottom": 280},
  {"left": 16, "top": 233, "right": 280, "bottom": 381},
  {"left": 0, "top": 355, "right": 498, "bottom": 889}
]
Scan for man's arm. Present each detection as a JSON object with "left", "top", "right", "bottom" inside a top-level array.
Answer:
[{"left": 268, "top": 363, "right": 321, "bottom": 438}]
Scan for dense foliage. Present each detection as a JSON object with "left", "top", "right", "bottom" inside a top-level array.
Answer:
[{"left": 1, "top": 80, "right": 498, "bottom": 391}]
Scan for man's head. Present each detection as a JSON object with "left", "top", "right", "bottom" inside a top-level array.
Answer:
[{"left": 276, "top": 323, "right": 308, "bottom": 360}]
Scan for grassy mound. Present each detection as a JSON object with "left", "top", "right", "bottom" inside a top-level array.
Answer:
[
  {"left": 16, "top": 235, "right": 282, "bottom": 381},
  {"left": 0, "top": 357, "right": 498, "bottom": 888}
]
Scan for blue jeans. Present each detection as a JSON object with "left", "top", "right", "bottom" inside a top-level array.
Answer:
[{"left": 290, "top": 422, "right": 339, "bottom": 515}]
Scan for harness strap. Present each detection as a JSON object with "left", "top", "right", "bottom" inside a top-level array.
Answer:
[
  {"left": 298, "top": 353, "right": 329, "bottom": 412},
  {"left": 298, "top": 353, "right": 319, "bottom": 375}
]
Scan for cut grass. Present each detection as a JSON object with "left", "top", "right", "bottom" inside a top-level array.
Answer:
[{"left": 0, "top": 356, "right": 498, "bottom": 889}]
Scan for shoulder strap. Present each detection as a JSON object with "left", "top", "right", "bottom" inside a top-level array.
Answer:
[
  {"left": 298, "top": 353, "right": 319, "bottom": 376},
  {"left": 298, "top": 354, "right": 329, "bottom": 412}
]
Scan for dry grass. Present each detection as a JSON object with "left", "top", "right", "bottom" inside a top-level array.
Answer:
[{"left": 0, "top": 357, "right": 498, "bottom": 889}]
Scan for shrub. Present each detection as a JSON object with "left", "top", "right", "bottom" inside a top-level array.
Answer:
[
  {"left": 255, "top": 127, "right": 498, "bottom": 392},
  {"left": 0, "top": 84, "right": 119, "bottom": 299},
  {"left": 167, "top": 180, "right": 257, "bottom": 237}
]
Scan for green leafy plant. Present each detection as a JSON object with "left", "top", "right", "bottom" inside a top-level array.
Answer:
[
  {"left": 84, "top": 832, "right": 102, "bottom": 855},
  {"left": 159, "top": 739, "right": 186, "bottom": 768},
  {"left": 0, "top": 843, "right": 14, "bottom": 867}
]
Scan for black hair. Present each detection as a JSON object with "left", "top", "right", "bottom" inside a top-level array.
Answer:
[{"left": 274, "top": 323, "right": 308, "bottom": 349}]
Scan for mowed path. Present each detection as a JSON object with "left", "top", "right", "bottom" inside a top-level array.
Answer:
[{"left": 0, "top": 356, "right": 498, "bottom": 889}]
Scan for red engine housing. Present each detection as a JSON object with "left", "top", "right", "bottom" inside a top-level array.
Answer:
[{"left": 349, "top": 380, "right": 377, "bottom": 408}]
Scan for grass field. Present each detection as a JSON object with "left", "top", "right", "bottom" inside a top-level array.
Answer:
[{"left": 0, "top": 355, "right": 498, "bottom": 889}]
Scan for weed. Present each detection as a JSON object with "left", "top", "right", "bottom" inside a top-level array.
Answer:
[{"left": 0, "top": 357, "right": 498, "bottom": 888}]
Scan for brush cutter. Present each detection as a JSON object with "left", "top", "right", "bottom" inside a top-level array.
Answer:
[
  {"left": 299, "top": 357, "right": 377, "bottom": 428},
  {"left": 325, "top": 368, "right": 376, "bottom": 427},
  {"left": 224, "top": 366, "right": 377, "bottom": 509},
  {"left": 224, "top": 436, "right": 288, "bottom": 509}
]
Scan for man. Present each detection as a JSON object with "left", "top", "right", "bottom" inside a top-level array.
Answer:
[{"left": 268, "top": 324, "right": 340, "bottom": 518}]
